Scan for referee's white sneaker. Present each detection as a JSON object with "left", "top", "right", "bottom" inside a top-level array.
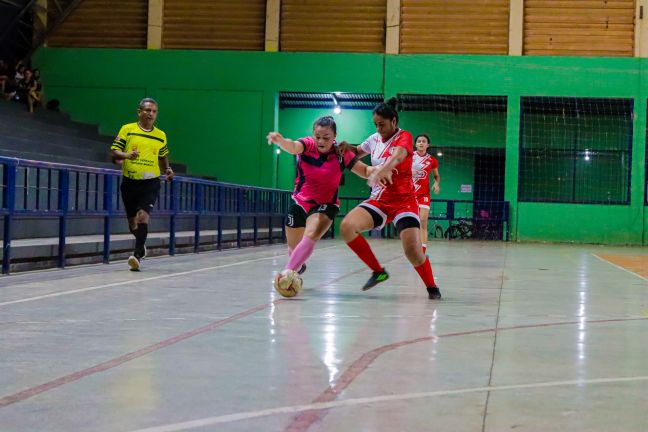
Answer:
[{"left": 128, "top": 255, "right": 141, "bottom": 271}]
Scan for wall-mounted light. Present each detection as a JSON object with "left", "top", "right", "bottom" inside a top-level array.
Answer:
[{"left": 332, "top": 93, "right": 341, "bottom": 114}]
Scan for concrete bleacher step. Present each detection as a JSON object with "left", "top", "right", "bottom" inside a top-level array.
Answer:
[
  {"left": 0, "top": 100, "right": 99, "bottom": 137},
  {"left": 0, "top": 134, "right": 108, "bottom": 162},
  {"left": 0, "top": 148, "right": 115, "bottom": 169},
  {"left": 3, "top": 228, "right": 286, "bottom": 272},
  {"left": 0, "top": 111, "right": 101, "bottom": 141},
  {"left": 1, "top": 100, "right": 189, "bottom": 174}
]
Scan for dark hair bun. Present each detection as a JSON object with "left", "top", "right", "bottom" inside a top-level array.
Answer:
[{"left": 385, "top": 97, "right": 399, "bottom": 110}]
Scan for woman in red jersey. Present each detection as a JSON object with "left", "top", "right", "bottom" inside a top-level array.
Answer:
[
  {"left": 412, "top": 134, "right": 440, "bottom": 254},
  {"left": 339, "top": 99, "right": 441, "bottom": 300}
]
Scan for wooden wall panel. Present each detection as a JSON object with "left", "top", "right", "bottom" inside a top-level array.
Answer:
[
  {"left": 280, "top": 0, "right": 386, "bottom": 53},
  {"left": 400, "top": 0, "right": 510, "bottom": 54},
  {"left": 163, "top": 0, "right": 265, "bottom": 50},
  {"left": 524, "top": 0, "right": 635, "bottom": 56},
  {"left": 48, "top": 0, "right": 147, "bottom": 48}
]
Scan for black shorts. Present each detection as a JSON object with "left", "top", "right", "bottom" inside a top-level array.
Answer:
[
  {"left": 120, "top": 177, "right": 161, "bottom": 218},
  {"left": 285, "top": 202, "right": 339, "bottom": 228}
]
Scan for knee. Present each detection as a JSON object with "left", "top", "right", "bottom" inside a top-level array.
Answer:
[
  {"left": 339, "top": 218, "right": 356, "bottom": 239},
  {"left": 136, "top": 211, "right": 150, "bottom": 224},
  {"left": 404, "top": 245, "right": 425, "bottom": 266}
]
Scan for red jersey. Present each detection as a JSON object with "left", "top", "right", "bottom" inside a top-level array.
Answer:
[
  {"left": 293, "top": 136, "right": 357, "bottom": 206},
  {"left": 412, "top": 152, "right": 439, "bottom": 198},
  {"left": 359, "top": 129, "right": 414, "bottom": 202}
]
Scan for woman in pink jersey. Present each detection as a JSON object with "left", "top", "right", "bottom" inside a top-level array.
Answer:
[
  {"left": 339, "top": 99, "right": 442, "bottom": 300},
  {"left": 267, "top": 116, "right": 374, "bottom": 297},
  {"left": 412, "top": 134, "right": 441, "bottom": 255}
]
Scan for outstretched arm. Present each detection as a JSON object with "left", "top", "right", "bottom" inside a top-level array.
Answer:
[
  {"left": 267, "top": 132, "right": 305, "bottom": 155},
  {"left": 349, "top": 160, "right": 376, "bottom": 179},
  {"left": 336, "top": 141, "right": 369, "bottom": 159}
]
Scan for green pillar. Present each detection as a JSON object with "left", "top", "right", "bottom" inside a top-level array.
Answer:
[
  {"left": 504, "top": 95, "right": 521, "bottom": 241},
  {"left": 631, "top": 96, "right": 647, "bottom": 245}
]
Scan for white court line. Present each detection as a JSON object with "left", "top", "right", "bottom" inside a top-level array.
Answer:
[
  {"left": 0, "top": 245, "right": 339, "bottom": 308},
  {"left": 130, "top": 375, "right": 648, "bottom": 432},
  {"left": 592, "top": 254, "right": 648, "bottom": 282}
]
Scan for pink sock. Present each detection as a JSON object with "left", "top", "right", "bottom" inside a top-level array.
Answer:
[{"left": 286, "top": 237, "right": 316, "bottom": 271}]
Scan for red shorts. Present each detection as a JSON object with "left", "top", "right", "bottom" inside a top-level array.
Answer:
[
  {"left": 415, "top": 194, "right": 430, "bottom": 209},
  {"left": 359, "top": 197, "right": 420, "bottom": 229}
]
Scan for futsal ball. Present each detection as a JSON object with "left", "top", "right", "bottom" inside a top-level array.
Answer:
[{"left": 274, "top": 269, "right": 303, "bottom": 298}]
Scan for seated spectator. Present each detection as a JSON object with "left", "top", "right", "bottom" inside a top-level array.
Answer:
[
  {"left": 17, "top": 68, "right": 33, "bottom": 105},
  {"left": 0, "top": 60, "right": 9, "bottom": 94},
  {"left": 27, "top": 69, "right": 43, "bottom": 113}
]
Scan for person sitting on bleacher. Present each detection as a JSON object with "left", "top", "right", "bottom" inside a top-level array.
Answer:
[
  {"left": 27, "top": 69, "right": 43, "bottom": 113},
  {"left": 0, "top": 59, "right": 9, "bottom": 95}
]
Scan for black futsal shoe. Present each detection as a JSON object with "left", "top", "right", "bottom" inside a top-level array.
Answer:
[
  {"left": 362, "top": 268, "right": 389, "bottom": 291},
  {"left": 298, "top": 263, "right": 307, "bottom": 275},
  {"left": 427, "top": 286, "right": 442, "bottom": 300}
]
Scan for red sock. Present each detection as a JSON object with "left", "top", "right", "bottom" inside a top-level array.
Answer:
[
  {"left": 414, "top": 256, "right": 437, "bottom": 288},
  {"left": 346, "top": 235, "right": 383, "bottom": 272}
]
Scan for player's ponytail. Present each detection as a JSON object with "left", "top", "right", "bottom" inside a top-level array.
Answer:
[
  {"left": 313, "top": 115, "right": 337, "bottom": 134},
  {"left": 373, "top": 97, "right": 399, "bottom": 124}
]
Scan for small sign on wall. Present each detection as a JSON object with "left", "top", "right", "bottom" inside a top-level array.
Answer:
[{"left": 460, "top": 184, "right": 472, "bottom": 193}]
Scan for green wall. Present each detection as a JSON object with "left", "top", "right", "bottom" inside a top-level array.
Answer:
[
  {"left": 277, "top": 108, "right": 375, "bottom": 196},
  {"left": 33, "top": 49, "right": 648, "bottom": 245},
  {"left": 34, "top": 49, "right": 384, "bottom": 185}
]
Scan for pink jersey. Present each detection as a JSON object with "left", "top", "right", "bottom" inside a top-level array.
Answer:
[
  {"left": 412, "top": 152, "right": 439, "bottom": 197},
  {"left": 359, "top": 129, "right": 414, "bottom": 202},
  {"left": 293, "top": 136, "right": 358, "bottom": 206}
]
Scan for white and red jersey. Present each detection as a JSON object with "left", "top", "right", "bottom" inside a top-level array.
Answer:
[
  {"left": 358, "top": 129, "right": 414, "bottom": 202},
  {"left": 412, "top": 152, "right": 439, "bottom": 198}
]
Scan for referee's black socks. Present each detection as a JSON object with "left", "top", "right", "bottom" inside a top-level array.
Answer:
[{"left": 135, "top": 223, "right": 148, "bottom": 258}]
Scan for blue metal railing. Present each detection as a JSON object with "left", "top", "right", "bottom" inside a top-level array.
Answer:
[
  {"left": 0, "top": 156, "right": 511, "bottom": 274},
  {"left": 335, "top": 197, "right": 510, "bottom": 240},
  {"left": 0, "top": 156, "right": 293, "bottom": 274}
]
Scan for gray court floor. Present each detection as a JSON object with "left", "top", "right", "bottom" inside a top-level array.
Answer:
[{"left": 0, "top": 239, "right": 647, "bottom": 432}]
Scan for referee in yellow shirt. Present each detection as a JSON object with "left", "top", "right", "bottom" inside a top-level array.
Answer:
[{"left": 111, "top": 98, "right": 174, "bottom": 271}]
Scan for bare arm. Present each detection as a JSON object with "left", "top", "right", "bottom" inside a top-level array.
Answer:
[
  {"left": 431, "top": 168, "right": 440, "bottom": 194},
  {"left": 111, "top": 148, "right": 138, "bottom": 161},
  {"left": 367, "top": 146, "right": 407, "bottom": 187},
  {"left": 349, "top": 160, "right": 376, "bottom": 179},
  {"left": 336, "top": 141, "right": 369, "bottom": 159},
  {"left": 159, "top": 155, "right": 174, "bottom": 181},
  {"left": 267, "top": 132, "right": 305, "bottom": 155}
]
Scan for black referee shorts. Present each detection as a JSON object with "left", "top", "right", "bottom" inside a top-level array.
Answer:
[{"left": 120, "top": 177, "right": 161, "bottom": 218}]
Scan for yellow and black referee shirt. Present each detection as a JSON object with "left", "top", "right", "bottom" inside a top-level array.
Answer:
[{"left": 111, "top": 123, "right": 169, "bottom": 180}]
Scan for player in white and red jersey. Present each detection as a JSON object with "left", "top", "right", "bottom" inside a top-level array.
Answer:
[
  {"left": 412, "top": 134, "right": 440, "bottom": 255},
  {"left": 267, "top": 116, "right": 374, "bottom": 297},
  {"left": 339, "top": 99, "right": 441, "bottom": 300}
]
